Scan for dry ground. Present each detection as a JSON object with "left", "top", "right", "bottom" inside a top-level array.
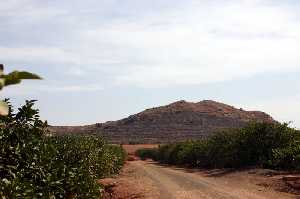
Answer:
[{"left": 101, "top": 145, "right": 300, "bottom": 199}]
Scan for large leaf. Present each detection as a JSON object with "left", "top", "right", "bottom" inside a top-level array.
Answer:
[
  {"left": 2, "top": 71, "right": 22, "bottom": 86},
  {"left": 2, "top": 71, "right": 41, "bottom": 86},
  {"left": 16, "top": 71, "right": 41, "bottom": 79}
]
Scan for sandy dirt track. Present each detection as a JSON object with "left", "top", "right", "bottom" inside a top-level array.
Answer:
[{"left": 112, "top": 160, "right": 299, "bottom": 199}]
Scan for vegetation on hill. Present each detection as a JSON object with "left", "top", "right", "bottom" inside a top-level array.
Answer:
[
  {"left": 0, "top": 100, "right": 126, "bottom": 198},
  {"left": 136, "top": 122, "right": 300, "bottom": 170}
]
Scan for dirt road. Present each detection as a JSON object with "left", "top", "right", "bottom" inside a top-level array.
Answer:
[{"left": 122, "top": 160, "right": 298, "bottom": 199}]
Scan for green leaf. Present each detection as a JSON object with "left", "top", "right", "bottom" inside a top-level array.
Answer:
[
  {"left": 16, "top": 71, "right": 42, "bottom": 80},
  {"left": 2, "top": 71, "right": 41, "bottom": 87},
  {"left": 3, "top": 72, "right": 22, "bottom": 86}
]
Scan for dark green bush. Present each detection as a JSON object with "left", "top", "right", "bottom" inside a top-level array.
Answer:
[
  {"left": 137, "top": 122, "right": 300, "bottom": 170},
  {"left": 0, "top": 100, "right": 126, "bottom": 198},
  {"left": 42, "top": 136, "right": 125, "bottom": 198},
  {"left": 232, "top": 122, "right": 298, "bottom": 168},
  {"left": 135, "top": 148, "right": 158, "bottom": 160},
  {"left": 271, "top": 142, "right": 300, "bottom": 170}
]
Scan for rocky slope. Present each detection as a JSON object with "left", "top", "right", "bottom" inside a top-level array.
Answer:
[{"left": 50, "top": 100, "right": 275, "bottom": 143}]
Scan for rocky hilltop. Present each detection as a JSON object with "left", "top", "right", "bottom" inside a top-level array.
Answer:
[{"left": 50, "top": 100, "right": 275, "bottom": 143}]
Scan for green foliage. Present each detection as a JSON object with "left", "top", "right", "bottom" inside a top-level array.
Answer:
[
  {"left": 0, "top": 64, "right": 41, "bottom": 116},
  {"left": 0, "top": 64, "right": 41, "bottom": 89},
  {"left": 135, "top": 148, "right": 158, "bottom": 161},
  {"left": 0, "top": 100, "right": 126, "bottom": 198},
  {"left": 137, "top": 122, "right": 300, "bottom": 170},
  {"left": 1, "top": 71, "right": 41, "bottom": 87}
]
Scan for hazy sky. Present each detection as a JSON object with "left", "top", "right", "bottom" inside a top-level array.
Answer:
[{"left": 1, "top": 0, "right": 300, "bottom": 127}]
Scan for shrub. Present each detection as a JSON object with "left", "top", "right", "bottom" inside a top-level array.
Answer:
[
  {"left": 232, "top": 122, "right": 298, "bottom": 168},
  {"left": 0, "top": 100, "right": 126, "bottom": 198},
  {"left": 271, "top": 143, "right": 300, "bottom": 170},
  {"left": 136, "top": 122, "right": 300, "bottom": 170},
  {"left": 135, "top": 148, "right": 158, "bottom": 160}
]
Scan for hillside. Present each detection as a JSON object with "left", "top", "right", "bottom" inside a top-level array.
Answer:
[{"left": 50, "top": 100, "right": 275, "bottom": 143}]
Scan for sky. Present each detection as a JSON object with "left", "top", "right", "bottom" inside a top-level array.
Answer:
[{"left": 1, "top": 0, "right": 300, "bottom": 128}]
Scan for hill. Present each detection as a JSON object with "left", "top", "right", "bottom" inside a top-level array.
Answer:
[{"left": 50, "top": 100, "right": 275, "bottom": 143}]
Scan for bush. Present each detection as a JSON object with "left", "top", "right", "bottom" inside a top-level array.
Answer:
[
  {"left": 0, "top": 100, "right": 126, "bottom": 198},
  {"left": 136, "top": 122, "right": 300, "bottom": 170},
  {"left": 135, "top": 148, "right": 158, "bottom": 160},
  {"left": 232, "top": 122, "right": 298, "bottom": 168},
  {"left": 271, "top": 143, "right": 300, "bottom": 170}
]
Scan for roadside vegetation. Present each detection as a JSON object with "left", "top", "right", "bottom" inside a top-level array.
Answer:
[
  {"left": 0, "top": 65, "right": 126, "bottom": 198},
  {"left": 0, "top": 100, "right": 126, "bottom": 198},
  {"left": 136, "top": 122, "right": 300, "bottom": 170}
]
